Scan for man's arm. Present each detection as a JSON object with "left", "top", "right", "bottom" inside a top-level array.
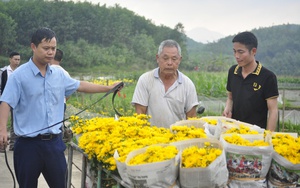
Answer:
[
  {"left": 223, "top": 92, "right": 233, "bottom": 118},
  {"left": 266, "top": 97, "right": 278, "bottom": 131},
  {"left": 77, "top": 81, "right": 121, "bottom": 93},
  {"left": 186, "top": 106, "right": 197, "bottom": 118},
  {"left": 134, "top": 103, "right": 147, "bottom": 114},
  {"left": 0, "top": 102, "right": 11, "bottom": 150}
]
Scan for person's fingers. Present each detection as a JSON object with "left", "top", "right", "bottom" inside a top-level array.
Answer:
[{"left": 0, "top": 135, "right": 8, "bottom": 148}]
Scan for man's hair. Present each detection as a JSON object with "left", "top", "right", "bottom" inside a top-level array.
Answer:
[
  {"left": 232, "top": 31, "right": 258, "bottom": 51},
  {"left": 9, "top": 51, "right": 20, "bottom": 58},
  {"left": 31, "top": 27, "right": 56, "bottom": 47},
  {"left": 157, "top": 39, "right": 182, "bottom": 56},
  {"left": 54, "top": 49, "right": 63, "bottom": 62}
]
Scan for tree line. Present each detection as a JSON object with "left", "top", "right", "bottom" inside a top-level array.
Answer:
[
  {"left": 0, "top": 0, "right": 190, "bottom": 73},
  {"left": 0, "top": 0, "right": 299, "bottom": 76}
]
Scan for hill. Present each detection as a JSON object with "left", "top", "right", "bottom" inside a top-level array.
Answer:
[{"left": 188, "top": 24, "right": 300, "bottom": 76}]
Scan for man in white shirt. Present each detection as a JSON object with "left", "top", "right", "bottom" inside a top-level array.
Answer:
[{"left": 131, "top": 39, "right": 199, "bottom": 128}]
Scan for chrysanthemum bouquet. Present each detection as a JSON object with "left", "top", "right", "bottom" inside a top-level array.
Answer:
[{"left": 181, "top": 142, "right": 222, "bottom": 168}]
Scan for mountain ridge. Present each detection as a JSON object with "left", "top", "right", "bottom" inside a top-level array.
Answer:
[{"left": 186, "top": 27, "right": 225, "bottom": 44}]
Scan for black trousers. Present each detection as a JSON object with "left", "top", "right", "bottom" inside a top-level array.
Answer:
[{"left": 14, "top": 134, "right": 67, "bottom": 188}]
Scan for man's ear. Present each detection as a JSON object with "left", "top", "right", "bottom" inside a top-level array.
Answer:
[
  {"left": 156, "top": 54, "right": 159, "bottom": 64},
  {"left": 252, "top": 48, "right": 257, "bottom": 56},
  {"left": 30, "top": 43, "right": 36, "bottom": 52}
]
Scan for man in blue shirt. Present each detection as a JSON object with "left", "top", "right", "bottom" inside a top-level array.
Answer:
[{"left": 0, "top": 27, "right": 121, "bottom": 188}]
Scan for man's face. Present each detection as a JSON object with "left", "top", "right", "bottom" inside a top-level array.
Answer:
[
  {"left": 156, "top": 46, "right": 182, "bottom": 75},
  {"left": 31, "top": 37, "right": 57, "bottom": 65},
  {"left": 233, "top": 42, "right": 256, "bottom": 67},
  {"left": 9, "top": 55, "right": 21, "bottom": 68}
]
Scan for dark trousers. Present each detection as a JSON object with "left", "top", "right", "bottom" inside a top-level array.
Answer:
[{"left": 14, "top": 134, "right": 67, "bottom": 188}]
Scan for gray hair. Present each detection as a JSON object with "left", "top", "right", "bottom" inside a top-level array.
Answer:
[{"left": 157, "top": 39, "right": 182, "bottom": 56}]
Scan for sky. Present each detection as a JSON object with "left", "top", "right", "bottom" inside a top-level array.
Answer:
[{"left": 74, "top": 0, "right": 300, "bottom": 41}]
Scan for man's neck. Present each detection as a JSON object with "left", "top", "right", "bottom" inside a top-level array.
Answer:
[{"left": 242, "top": 60, "right": 257, "bottom": 75}]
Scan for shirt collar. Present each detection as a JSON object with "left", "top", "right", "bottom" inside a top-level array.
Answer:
[
  {"left": 154, "top": 68, "right": 183, "bottom": 83},
  {"left": 234, "top": 61, "right": 262, "bottom": 76},
  {"left": 7, "top": 65, "right": 13, "bottom": 72},
  {"left": 29, "top": 58, "right": 52, "bottom": 76}
]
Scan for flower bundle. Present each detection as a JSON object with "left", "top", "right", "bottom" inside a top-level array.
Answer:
[
  {"left": 171, "top": 125, "right": 207, "bottom": 141},
  {"left": 223, "top": 133, "right": 269, "bottom": 146},
  {"left": 272, "top": 133, "right": 300, "bottom": 164},
  {"left": 198, "top": 117, "right": 218, "bottom": 126},
  {"left": 70, "top": 114, "right": 207, "bottom": 171},
  {"left": 127, "top": 145, "right": 178, "bottom": 165},
  {"left": 177, "top": 138, "right": 229, "bottom": 188},
  {"left": 181, "top": 142, "right": 222, "bottom": 168},
  {"left": 224, "top": 124, "right": 259, "bottom": 134},
  {"left": 125, "top": 144, "right": 180, "bottom": 187},
  {"left": 221, "top": 133, "right": 273, "bottom": 187},
  {"left": 198, "top": 116, "right": 236, "bottom": 127}
]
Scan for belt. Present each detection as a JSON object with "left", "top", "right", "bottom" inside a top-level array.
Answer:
[
  {"left": 38, "top": 133, "right": 60, "bottom": 140},
  {"left": 21, "top": 133, "right": 61, "bottom": 140}
]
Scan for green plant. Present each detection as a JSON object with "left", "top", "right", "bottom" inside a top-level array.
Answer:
[{"left": 278, "top": 120, "right": 300, "bottom": 135}]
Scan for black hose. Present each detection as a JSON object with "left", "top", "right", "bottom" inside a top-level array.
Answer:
[{"left": 4, "top": 145, "right": 16, "bottom": 188}]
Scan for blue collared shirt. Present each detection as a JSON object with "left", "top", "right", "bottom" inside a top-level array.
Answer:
[{"left": 0, "top": 58, "right": 80, "bottom": 137}]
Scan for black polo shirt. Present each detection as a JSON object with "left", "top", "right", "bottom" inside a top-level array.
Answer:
[{"left": 226, "top": 61, "right": 279, "bottom": 129}]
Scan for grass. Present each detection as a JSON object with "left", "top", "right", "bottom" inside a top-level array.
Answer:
[{"left": 279, "top": 120, "right": 300, "bottom": 135}]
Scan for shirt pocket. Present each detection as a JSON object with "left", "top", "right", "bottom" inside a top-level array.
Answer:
[{"left": 48, "top": 85, "right": 64, "bottom": 105}]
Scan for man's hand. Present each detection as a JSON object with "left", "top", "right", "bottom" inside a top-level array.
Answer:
[
  {"left": 111, "top": 81, "right": 124, "bottom": 91},
  {"left": 0, "top": 102, "right": 10, "bottom": 152},
  {"left": 222, "top": 109, "right": 232, "bottom": 118},
  {"left": 0, "top": 128, "right": 8, "bottom": 152}
]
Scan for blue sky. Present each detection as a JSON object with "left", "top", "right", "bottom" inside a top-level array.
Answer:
[{"left": 75, "top": 0, "right": 300, "bottom": 36}]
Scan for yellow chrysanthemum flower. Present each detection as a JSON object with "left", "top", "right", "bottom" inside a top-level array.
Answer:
[
  {"left": 181, "top": 143, "right": 222, "bottom": 168},
  {"left": 69, "top": 114, "right": 207, "bottom": 171},
  {"left": 272, "top": 133, "right": 300, "bottom": 164},
  {"left": 224, "top": 133, "right": 269, "bottom": 146},
  {"left": 128, "top": 145, "right": 178, "bottom": 165}
]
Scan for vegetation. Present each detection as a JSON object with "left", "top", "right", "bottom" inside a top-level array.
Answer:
[
  {"left": 279, "top": 120, "right": 300, "bottom": 135},
  {"left": 0, "top": 0, "right": 193, "bottom": 71},
  {"left": 0, "top": 0, "right": 300, "bottom": 76}
]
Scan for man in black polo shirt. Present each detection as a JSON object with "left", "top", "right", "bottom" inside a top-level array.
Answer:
[{"left": 223, "top": 31, "right": 279, "bottom": 131}]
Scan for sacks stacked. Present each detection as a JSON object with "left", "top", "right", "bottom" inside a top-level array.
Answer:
[
  {"left": 117, "top": 139, "right": 228, "bottom": 188},
  {"left": 100, "top": 116, "right": 299, "bottom": 187},
  {"left": 114, "top": 119, "right": 228, "bottom": 187}
]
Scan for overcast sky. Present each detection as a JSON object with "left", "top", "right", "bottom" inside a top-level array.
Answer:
[{"left": 76, "top": 0, "right": 300, "bottom": 37}]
